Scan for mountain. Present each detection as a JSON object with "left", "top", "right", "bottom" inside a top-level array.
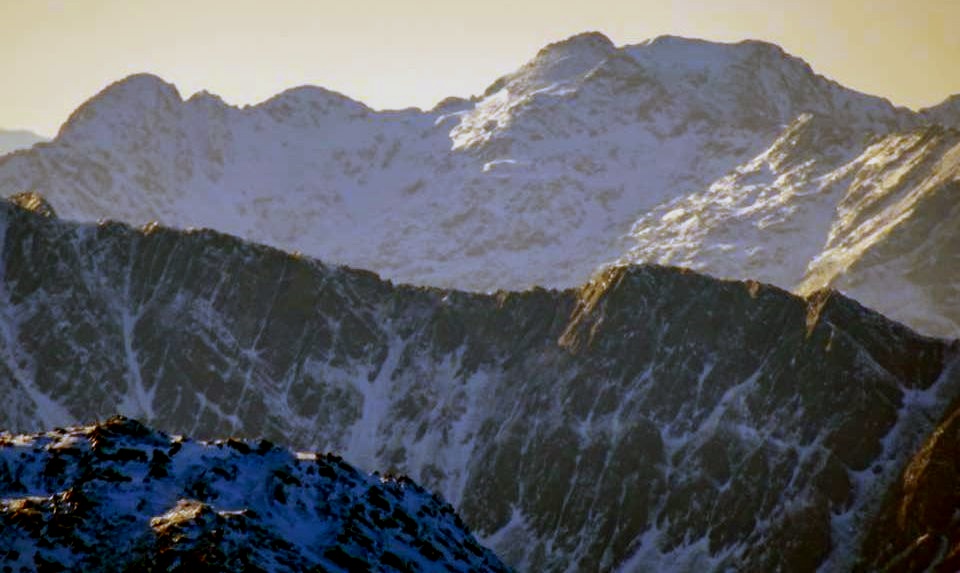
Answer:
[
  {"left": 0, "top": 416, "right": 509, "bottom": 571},
  {"left": 5, "top": 33, "right": 958, "bottom": 339},
  {"left": 1, "top": 197, "right": 958, "bottom": 571},
  {"left": 0, "top": 129, "right": 46, "bottom": 156}
]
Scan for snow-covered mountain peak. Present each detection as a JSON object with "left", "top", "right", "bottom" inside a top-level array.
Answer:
[
  {"left": 185, "top": 89, "right": 227, "bottom": 108},
  {"left": 480, "top": 32, "right": 615, "bottom": 97},
  {"left": 624, "top": 35, "right": 912, "bottom": 132},
  {"left": 538, "top": 30, "right": 616, "bottom": 54},
  {"left": 258, "top": 85, "right": 371, "bottom": 122},
  {"left": 499, "top": 31, "right": 617, "bottom": 93},
  {"left": 57, "top": 73, "right": 184, "bottom": 143},
  {"left": 449, "top": 33, "right": 647, "bottom": 152},
  {"left": 453, "top": 32, "right": 914, "bottom": 156},
  {"left": 62, "top": 73, "right": 181, "bottom": 121},
  {"left": 628, "top": 34, "right": 785, "bottom": 75},
  {"left": 95, "top": 72, "right": 182, "bottom": 102}
]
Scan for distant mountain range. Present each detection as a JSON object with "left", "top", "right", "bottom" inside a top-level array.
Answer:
[
  {"left": 0, "top": 32, "right": 956, "bottom": 336},
  {"left": 0, "top": 129, "right": 46, "bottom": 155},
  {"left": 0, "top": 195, "right": 957, "bottom": 570}
]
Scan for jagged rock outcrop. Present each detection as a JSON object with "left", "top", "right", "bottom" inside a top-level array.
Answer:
[
  {"left": 0, "top": 416, "right": 509, "bottom": 572},
  {"left": 0, "top": 199, "right": 957, "bottom": 571},
  {"left": 7, "top": 33, "right": 960, "bottom": 344},
  {"left": 7, "top": 190, "right": 56, "bottom": 218}
]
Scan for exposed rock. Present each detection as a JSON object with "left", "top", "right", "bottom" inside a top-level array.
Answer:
[
  {"left": 0, "top": 416, "right": 509, "bottom": 572},
  {"left": 7, "top": 190, "right": 55, "bottom": 218},
  {"left": 857, "top": 384, "right": 960, "bottom": 572}
]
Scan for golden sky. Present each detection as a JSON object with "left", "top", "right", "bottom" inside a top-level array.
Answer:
[{"left": 2, "top": 0, "right": 958, "bottom": 136}]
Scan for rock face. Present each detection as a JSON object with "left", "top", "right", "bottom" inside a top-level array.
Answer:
[
  {"left": 5, "top": 33, "right": 960, "bottom": 340},
  {"left": 0, "top": 416, "right": 509, "bottom": 572},
  {"left": 6, "top": 190, "right": 56, "bottom": 218},
  {"left": 0, "top": 198, "right": 958, "bottom": 571},
  {"left": 856, "top": 395, "right": 960, "bottom": 572}
]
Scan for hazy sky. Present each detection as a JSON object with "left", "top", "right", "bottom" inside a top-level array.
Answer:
[{"left": 3, "top": 0, "right": 958, "bottom": 136}]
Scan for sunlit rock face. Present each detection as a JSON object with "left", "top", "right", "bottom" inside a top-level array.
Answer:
[
  {"left": 0, "top": 199, "right": 957, "bottom": 571},
  {"left": 855, "top": 365, "right": 960, "bottom": 573},
  {"left": 0, "top": 416, "right": 510, "bottom": 572},
  {"left": 4, "top": 33, "right": 960, "bottom": 339}
]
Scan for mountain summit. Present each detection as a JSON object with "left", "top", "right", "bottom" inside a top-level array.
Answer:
[
  {"left": 57, "top": 73, "right": 183, "bottom": 140},
  {"left": 481, "top": 31, "right": 617, "bottom": 96}
]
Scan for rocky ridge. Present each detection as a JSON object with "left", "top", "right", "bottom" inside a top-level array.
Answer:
[
  {"left": 0, "top": 198, "right": 958, "bottom": 571},
  {"left": 0, "top": 415, "right": 509, "bottom": 572}
]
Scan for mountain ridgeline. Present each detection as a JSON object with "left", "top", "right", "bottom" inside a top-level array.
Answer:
[
  {"left": 1, "top": 198, "right": 958, "bottom": 571},
  {"left": 0, "top": 32, "right": 957, "bottom": 337}
]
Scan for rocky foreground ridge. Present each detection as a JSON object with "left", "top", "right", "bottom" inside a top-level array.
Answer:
[
  {"left": 1, "top": 197, "right": 960, "bottom": 571},
  {"left": 0, "top": 416, "right": 509, "bottom": 572}
]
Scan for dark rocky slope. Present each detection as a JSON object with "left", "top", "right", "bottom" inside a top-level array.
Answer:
[
  {"left": 856, "top": 393, "right": 960, "bottom": 572},
  {"left": 0, "top": 198, "right": 957, "bottom": 570},
  {"left": 0, "top": 416, "right": 509, "bottom": 572}
]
